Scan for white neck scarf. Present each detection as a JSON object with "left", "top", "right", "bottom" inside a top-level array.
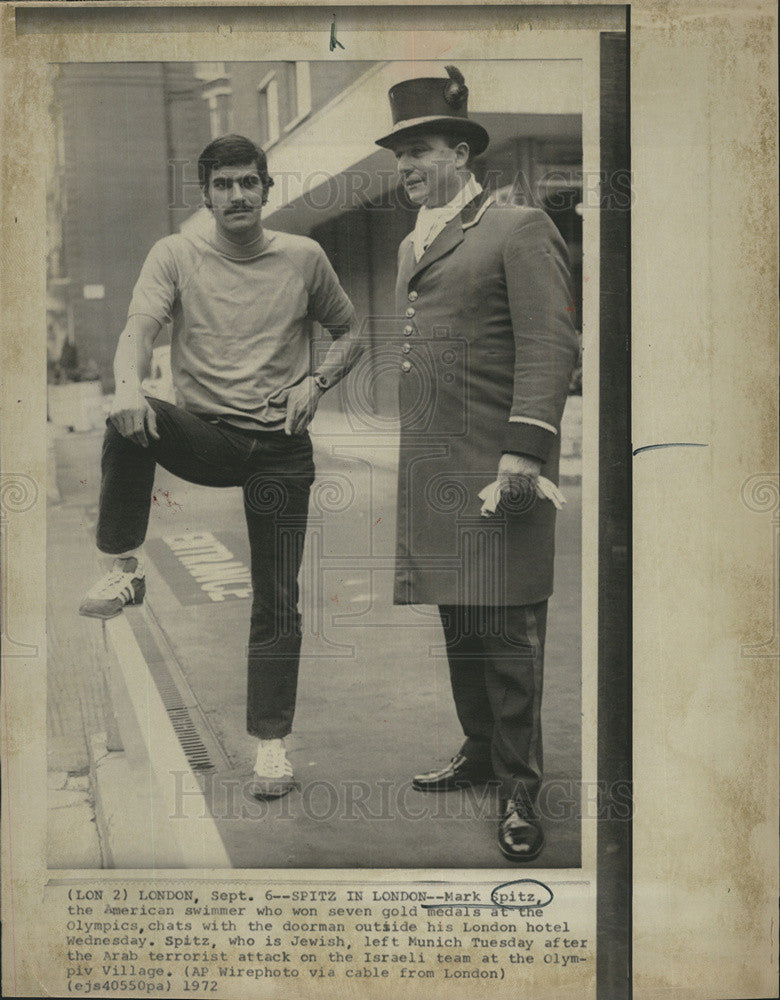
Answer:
[{"left": 413, "top": 174, "right": 483, "bottom": 262}]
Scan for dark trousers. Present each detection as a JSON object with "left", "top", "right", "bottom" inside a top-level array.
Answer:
[
  {"left": 97, "top": 396, "right": 315, "bottom": 740},
  {"left": 438, "top": 602, "right": 548, "bottom": 804}
]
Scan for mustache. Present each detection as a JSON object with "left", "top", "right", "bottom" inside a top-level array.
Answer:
[{"left": 225, "top": 205, "right": 254, "bottom": 214}]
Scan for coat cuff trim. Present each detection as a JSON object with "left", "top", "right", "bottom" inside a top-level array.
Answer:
[
  {"left": 502, "top": 421, "right": 557, "bottom": 462},
  {"left": 509, "top": 415, "right": 558, "bottom": 435}
]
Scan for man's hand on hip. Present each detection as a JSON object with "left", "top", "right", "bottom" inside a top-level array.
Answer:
[
  {"left": 498, "top": 452, "right": 541, "bottom": 512},
  {"left": 109, "top": 389, "right": 160, "bottom": 448},
  {"left": 281, "top": 376, "right": 324, "bottom": 436}
]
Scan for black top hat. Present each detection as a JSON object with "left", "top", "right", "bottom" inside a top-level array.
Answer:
[{"left": 375, "top": 65, "right": 489, "bottom": 156}]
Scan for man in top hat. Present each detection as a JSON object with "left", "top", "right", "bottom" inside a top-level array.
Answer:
[{"left": 376, "top": 67, "right": 579, "bottom": 862}]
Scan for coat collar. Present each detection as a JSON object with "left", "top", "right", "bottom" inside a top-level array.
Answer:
[
  {"left": 402, "top": 189, "right": 496, "bottom": 284},
  {"left": 460, "top": 188, "right": 495, "bottom": 229}
]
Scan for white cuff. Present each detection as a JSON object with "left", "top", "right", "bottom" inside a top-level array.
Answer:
[{"left": 509, "top": 416, "right": 558, "bottom": 435}]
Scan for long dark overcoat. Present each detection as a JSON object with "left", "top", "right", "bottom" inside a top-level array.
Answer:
[{"left": 393, "top": 193, "right": 578, "bottom": 607}]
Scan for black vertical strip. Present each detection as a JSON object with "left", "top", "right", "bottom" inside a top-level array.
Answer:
[{"left": 598, "top": 19, "right": 632, "bottom": 1000}]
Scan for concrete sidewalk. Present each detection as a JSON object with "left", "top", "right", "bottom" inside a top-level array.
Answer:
[{"left": 48, "top": 404, "right": 582, "bottom": 870}]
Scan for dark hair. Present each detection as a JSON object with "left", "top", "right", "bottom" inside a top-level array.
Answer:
[
  {"left": 198, "top": 134, "right": 274, "bottom": 196},
  {"left": 437, "top": 130, "right": 473, "bottom": 163}
]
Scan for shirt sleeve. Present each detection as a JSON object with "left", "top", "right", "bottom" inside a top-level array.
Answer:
[
  {"left": 307, "top": 245, "right": 355, "bottom": 333},
  {"left": 127, "top": 239, "right": 178, "bottom": 326},
  {"left": 501, "top": 209, "right": 579, "bottom": 462}
]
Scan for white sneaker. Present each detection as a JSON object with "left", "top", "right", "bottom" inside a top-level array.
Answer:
[
  {"left": 250, "top": 739, "right": 296, "bottom": 799},
  {"left": 79, "top": 556, "right": 146, "bottom": 619}
]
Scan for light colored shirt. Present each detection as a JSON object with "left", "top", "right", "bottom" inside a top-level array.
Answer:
[
  {"left": 127, "top": 225, "right": 354, "bottom": 430},
  {"left": 413, "top": 174, "right": 483, "bottom": 262}
]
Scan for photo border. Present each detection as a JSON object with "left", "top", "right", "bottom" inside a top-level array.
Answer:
[{"left": 3, "top": 3, "right": 777, "bottom": 999}]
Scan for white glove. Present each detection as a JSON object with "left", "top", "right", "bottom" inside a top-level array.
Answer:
[{"left": 478, "top": 477, "right": 566, "bottom": 517}]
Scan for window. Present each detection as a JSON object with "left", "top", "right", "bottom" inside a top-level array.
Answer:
[
  {"left": 203, "top": 88, "right": 233, "bottom": 138},
  {"left": 197, "top": 64, "right": 234, "bottom": 139},
  {"left": 284, "top": 61, "right": 311, "bottom": 130},
  {"left": 257, "top": 72, "right": 280, "bottom": 148}
]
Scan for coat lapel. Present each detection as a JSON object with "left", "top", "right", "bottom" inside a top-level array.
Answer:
[
  {"left": 406, "top": 190, "right": 495, "bottom": 283},
  {"left": 461, "top": 191, "right": 495, "bottom": 230},
  {"left": 408, "top": 215, "right": 465, "bottom": 282},
  {"left": 397, "top": 236, "right": 416, "bottom": 291}
]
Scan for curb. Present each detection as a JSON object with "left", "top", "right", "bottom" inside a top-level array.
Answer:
[
  {"left": 91, "top": 615, "right": 231, "bottom": 868},
  {"left": 89, "top": 727, "right": 209, "bottom": 870}
]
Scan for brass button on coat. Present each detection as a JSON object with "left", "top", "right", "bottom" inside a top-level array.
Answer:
[
  {"left": 402, "top": 343, "right": 411, "bottom": 354},
  {"left": 408, "top": 290, "right": 418, "bottom": 302},
  {"left": 404, "top": 325, "right": 414, "bottom": 336},
  {"left": 405, "top": 307, "right": 416, "bottom": 318},
  {"left": 401, "top": 360, "right": 412, "bottom": 372}
]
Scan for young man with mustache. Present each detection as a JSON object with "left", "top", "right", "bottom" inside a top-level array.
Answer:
[{"left": 79, "top": 134, "right": 363, "bottom": 800}]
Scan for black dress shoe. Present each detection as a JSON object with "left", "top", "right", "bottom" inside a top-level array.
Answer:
[
  {"left": 412, "top": 753, "right": 495, "bottom": 792},
  {"left": 498, "top": 799, "right": 545, "bottom": 862}
]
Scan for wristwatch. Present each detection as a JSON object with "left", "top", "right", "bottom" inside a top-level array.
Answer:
[{"left": 312, "top": 372, "right": 331, "bottom": 393}]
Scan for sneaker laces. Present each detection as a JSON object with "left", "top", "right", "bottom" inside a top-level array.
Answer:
[
  {"left": 105, "top": 567, "right": 129, "bottom": 589},
  {"left": 87, "top": 563, "right": 141, "bottom": 599},
  {"left": 254, "top": 742, "right": 293, "bottom": 778}
]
